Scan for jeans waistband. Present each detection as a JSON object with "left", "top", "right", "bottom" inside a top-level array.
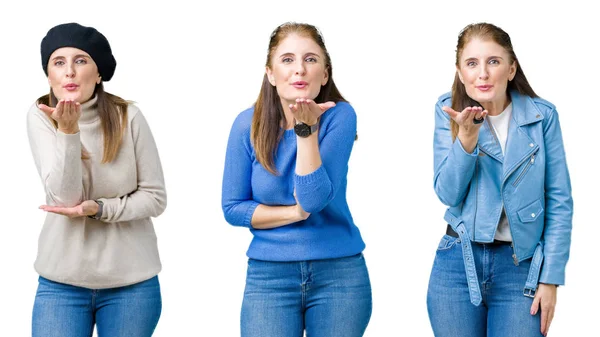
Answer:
[{"left": 443, "top": 210, "right": 544, "bottom": 306}]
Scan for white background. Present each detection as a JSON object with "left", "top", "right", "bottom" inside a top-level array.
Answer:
[{"left": 1, "top": 0, "right": 597, "bottom": 336}]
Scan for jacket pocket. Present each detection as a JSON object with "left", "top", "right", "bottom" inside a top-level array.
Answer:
[{"left": 517, "top": 199, "right": 544, "bottom": 223}]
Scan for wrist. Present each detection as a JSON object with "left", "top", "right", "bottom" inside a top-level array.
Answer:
[
  {"left": 457, "top": 129, "right": 478, "bottom": 140},
  {"left": 58, "top": 126, "right": 79, "bottom": 134},
  {"left": 88, "top": 200, "right": 104, "bottom": 220}
]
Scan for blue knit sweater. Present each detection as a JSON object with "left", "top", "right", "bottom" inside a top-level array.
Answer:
[{"left": 222, "top": 101, "right": 365, "bottom": 261}]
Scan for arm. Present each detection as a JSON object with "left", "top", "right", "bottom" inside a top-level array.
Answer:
[
  {"left": 538, "top": 108, "right": 573, "bottom": 285},
  {"left": 221, "top": 111, "right": 306, "bottom": 229},
  {"left": 293, "top": 103, "right": 356, "bottom": 213},
  {"left": 97, "top": 110, "right": 167, "bottom": 222},
  {"left": 27, "top": 106, "right": 83, "bottom": 207},
  {"left": 433, "top": 101, "right": 480, "bottom": 207}
]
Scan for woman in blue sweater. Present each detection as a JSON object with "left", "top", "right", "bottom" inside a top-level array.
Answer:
[{"left": 222, "top": 22, "right": 371, "bottom": 337}]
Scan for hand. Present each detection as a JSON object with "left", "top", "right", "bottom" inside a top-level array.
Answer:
[
  {"left": 293, "top": 189, "right": 310, "bottom": 221},
  {"left": 38, "top": 99, "right": 82, "bottom": 134},
  {"left": 289, "top": 98, "right": 336, "bottom": 125},
  {"left": 442, "top": 106, "right": 488, "bottom": 137},
  {"left": 39, "top": 200, "right": 99, "bottom": 218},
  {"left": 530, "top": 283, "right": 557, "bottom": 336}
]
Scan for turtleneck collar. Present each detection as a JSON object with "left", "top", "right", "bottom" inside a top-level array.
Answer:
[{"left": 78, "top": 95, "right": 99, "bottom": 124}]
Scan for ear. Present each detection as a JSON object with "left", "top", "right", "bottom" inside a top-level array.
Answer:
[
  {"left": 456, "top": 68, "right": 464, "bottom": 84},
  {"left": 97, "top": 75, "right": 102, "bottom": 84},
  {"left": 321, "top": 67, "right": 329, "bottom": 86},
  {"left": 265, "top": 67, "right": 275, "bottom": 86},
  {"left": 508, "top": 61, "right": 517, "bottom": 81}
]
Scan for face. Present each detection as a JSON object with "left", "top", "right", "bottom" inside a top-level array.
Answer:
[
  {"left": 457, "top": 38, "right": 517, "bottom": 108},
  {"left": 266, "top": 34, "right": 329, "bottom": 106},
  {"left": 47, "top": 47, "right": 100, "bottom": 103}
]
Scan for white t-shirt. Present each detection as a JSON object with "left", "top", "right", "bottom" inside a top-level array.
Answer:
[{"left": 487, "top": 103, "right": 513, "bottom": 242}]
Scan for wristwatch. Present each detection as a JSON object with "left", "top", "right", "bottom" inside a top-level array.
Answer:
[
  {"left": 294, "top": 122, "right": 319, "bottom": 138},
  {"left": 88, "top": 200, "right": 104, "bottom": 220}
]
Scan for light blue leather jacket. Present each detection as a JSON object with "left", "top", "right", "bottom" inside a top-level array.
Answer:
[{"left": 433, "top": 91, "right": 573, "bottom": 303}]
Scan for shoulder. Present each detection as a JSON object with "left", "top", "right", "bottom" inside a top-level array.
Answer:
[
  {"left": 26, "top": 100, "right": 52, "bottom": 127},
  {"left": 436, "top": 92, "right": 452, "bottom": 107},
  {"left": 126, "top": 102, "right": 143, "bottom": 123},
  {"left": 530, "top": 96, "right": 557, "bottom": 117},
  {"left": 230, "top": 106, "right": 255, "bottom": 135},
  {"left": 320, "top": 101, "right": 356, "bottom": 125}
]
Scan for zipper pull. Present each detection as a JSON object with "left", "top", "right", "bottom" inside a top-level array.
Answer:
[
  {"left": 531, "top": 154, "right": 535, "bottom": 164},
  {"left": 511, "top": 242, "right": 519, "bottom": 266}
]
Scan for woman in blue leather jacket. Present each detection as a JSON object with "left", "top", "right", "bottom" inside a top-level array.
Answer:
[{"left": 427, "top": 23, "right": 573, "bottom": 337}]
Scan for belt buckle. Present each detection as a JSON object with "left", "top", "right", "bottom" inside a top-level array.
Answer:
[{"left": 523, "top": 288, "right": 536, "bottom": 298}]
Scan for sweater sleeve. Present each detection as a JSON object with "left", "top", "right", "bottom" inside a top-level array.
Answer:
[
  {"left": 27, "top": 105, "right": 84, "bottom": 207},
  {"left": 293, "top": 103, "right": 356, "bottom": 213},
  {"left": 221, "top": 111, "right": 259, "bottom": 228},
  {"left": 97, "top": 110, "right": 167, "bottom": 222},
  {"left": 433, "top": 99, "right": 479, "bottom": 207}
]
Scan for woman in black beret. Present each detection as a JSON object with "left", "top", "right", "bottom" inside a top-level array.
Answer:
[{"left": 27, "top": 22, "right": 166, "bottom": 337}]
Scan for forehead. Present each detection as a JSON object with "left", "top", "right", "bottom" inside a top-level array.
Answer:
[
  {"left": 460, "top": 38, "right": 508, "bottom": 59},
  {"left": 274, "top": 33, "right": 323, "bottom": 55},
  {"left": 49, "top": 47, "right": 91, "bottom": 59}
]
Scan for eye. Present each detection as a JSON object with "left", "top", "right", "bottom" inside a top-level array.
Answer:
[
  {"left": 305, "top": 57, "right": 317, "bottom": 63},
  {"left": 75, "top": 58, "right": 87, "bottom": 64},
  {"left": 54, "top": 60, "right": 65, "bottom": 66},
  {"left": 282, "top": 57, "right": 293, "bottom": 63},
  {"left": 466, "top": 61, "right": 477, "bottom": 67},
  {"left": 488, "top": 59, "right": 500, "bottom": 65}
]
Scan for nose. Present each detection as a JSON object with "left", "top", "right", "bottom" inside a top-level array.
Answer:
[
  {"left": 478, "top": 64, "right": 489, "bottom": 80},
  {"left": 65, "top": 62, "right": 76, "bottom": 78},
  {"left": 295, "top": 61, "right": 306, "bottom": 76}
]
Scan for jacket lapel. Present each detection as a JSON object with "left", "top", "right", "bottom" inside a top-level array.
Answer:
[
  {"left": 477, "top": 119, "right": 504, "bottom": 162},
  {"left": 502, "top": 92, "right": 544, "bottom": 181}
]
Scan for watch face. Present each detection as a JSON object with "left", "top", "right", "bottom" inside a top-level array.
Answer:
[{"left": 294, "top": 123, "right": 311, "bottom": 137}]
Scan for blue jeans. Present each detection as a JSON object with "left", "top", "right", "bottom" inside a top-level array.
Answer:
[
  {"left": 241, "top": 253, "right": 372, "bottom": 337},
  {"left": 32, "top": 276, "right": 162, "bottom": 337},
  {"left": 427, "top": 235, "right": 543, "bottom": 337}
]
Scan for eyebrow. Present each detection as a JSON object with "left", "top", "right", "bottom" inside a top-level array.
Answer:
[
  {"left": 278, "top": 52, "right": 322, "bottom": 59},
  {"left": 51, "top": 54, "right": 91, "bottom": 61},
  {"left": 464, "top": 55, "right": 504, "bottom": 62}
]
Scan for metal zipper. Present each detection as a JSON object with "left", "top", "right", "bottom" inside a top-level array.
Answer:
[
  {"left": 501, "top": 151, "right": 538, "bottom": 267},
  {"left": 512, "top": 154, "right": 536, "bottom": 187}
]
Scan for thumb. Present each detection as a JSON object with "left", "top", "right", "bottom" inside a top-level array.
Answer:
[
  {"left": 38, "top": 104, "right": 54, "bottom": 117},
  {"left": 318, "top": 101, "right": 336, "bottom": 112},
  {"left": 441, "top": 106, "right": 459, "bottom": 119}
]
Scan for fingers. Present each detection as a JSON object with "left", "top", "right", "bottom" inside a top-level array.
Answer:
[
  {"left": 289, "top": 98, "right": 323, "bottom": 124},
  {"left": 39, "top": 205, "right": 77, "bottom": 217},
  {"left": 540, "top": 305, "right": 549, "bottom": 336},
  {"left": 541, "top": 302, "right": 555, "bottom": 336},
  {"left": 530, "top": 293, "right": 541, "bottom": 315},
  {"left": 474, "top": 109, "right": 488, "bottom": 121}
]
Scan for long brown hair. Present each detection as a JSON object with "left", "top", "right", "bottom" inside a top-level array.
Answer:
[
  {"left": 450, "top": 23, "right": 537, "bottom": 140},
  {"left": 252, "top": 22, "right": 346, "bottom": 174},
  {"left": 37, "top": 83, "right": 128, "bottom": 163}
]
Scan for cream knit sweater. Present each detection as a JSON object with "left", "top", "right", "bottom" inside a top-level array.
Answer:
[{"left": 27, "top": 96, "right": 166, "bottom": 289}]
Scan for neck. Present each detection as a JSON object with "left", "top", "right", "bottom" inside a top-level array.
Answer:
[
  {"left": 78, "top": 95, "right": 100, "bottom": 124},
  {"left": 481, "top": 94, "right": 510, "bottom": 116}
]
